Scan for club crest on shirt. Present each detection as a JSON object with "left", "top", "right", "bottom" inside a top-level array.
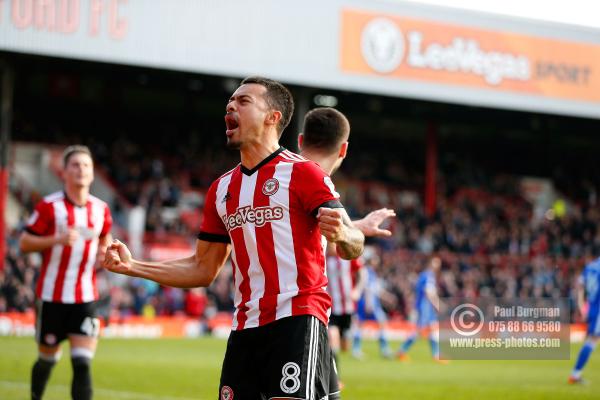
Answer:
[
  {"left": 220, "top": 386, "right": 234, "bottom": 400},
  {"left": 262, "top": 178, "right": 279, "bottom": 196}
]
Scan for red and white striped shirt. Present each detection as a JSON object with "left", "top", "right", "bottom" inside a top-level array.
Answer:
[
  {"left": 326, "top": 256, "right": 362, "bottom": 316},
  {"left": 25, "top": 191, "right": 112, "bottom": 304},
  {"left": 199, "top": 148, "right": 341, "bottom": 330}
]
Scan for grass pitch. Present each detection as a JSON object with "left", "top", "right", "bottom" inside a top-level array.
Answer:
[{"left": 1, "top": 336, "right": 599, "bottom": 399}]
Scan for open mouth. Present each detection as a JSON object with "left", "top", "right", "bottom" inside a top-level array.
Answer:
[{"left": 224, "top": 114, "right": 239, "bottom": 136}]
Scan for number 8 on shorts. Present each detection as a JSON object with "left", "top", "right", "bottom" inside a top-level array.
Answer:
[{"left": 280, "top": 362, "right": 301, "bottom": 394}]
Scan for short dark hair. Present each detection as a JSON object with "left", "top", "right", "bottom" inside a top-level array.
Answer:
[
  {"left": 241, "top": 76, "right": 294, "bottom": 137},
  {"left": 62, "top": 145, "right": 92, "bottom": 167},
  {"left": 302, "top": 107, "right": 350, "bottom": 153}
]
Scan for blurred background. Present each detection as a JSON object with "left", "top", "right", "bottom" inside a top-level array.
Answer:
[{"left": 1, "top": 0, "right": 600, "bottom": 340}]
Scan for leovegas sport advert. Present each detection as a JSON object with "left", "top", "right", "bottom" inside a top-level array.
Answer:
[{"left": 340, "top": 9, "right": 600, "bottom": 103}]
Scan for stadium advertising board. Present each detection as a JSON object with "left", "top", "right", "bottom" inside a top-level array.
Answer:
[
  {"left": 0, "top": 312, "right": 587, "bottom": 342},
  {"left": 0, "top": 0, "right": 128, "bottom": 39},
  {"left": 0, "top": 312, "right": 234, "bottom": 338},
  {"left": 340, "top": 9, "right": 600, "bottom": 104}
]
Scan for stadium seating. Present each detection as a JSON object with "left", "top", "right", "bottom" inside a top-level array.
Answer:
[{"left": 3, "top": 139, "right": 599, "bottom": 326}]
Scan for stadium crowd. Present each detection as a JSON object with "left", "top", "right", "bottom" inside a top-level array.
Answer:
[{"left": 3, "top": 136, "right": 599, "bottom": 324}]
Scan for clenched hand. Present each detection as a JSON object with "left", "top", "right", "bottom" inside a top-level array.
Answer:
[{"left": 102, "top": 239, "right": 133, "bottom": 275}]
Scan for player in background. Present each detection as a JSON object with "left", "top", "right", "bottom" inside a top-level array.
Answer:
[
  {"left": 569, "top": 256, "right": 600, "bottom": 384},
  {"left": 297, "top": 107, "right": 395, "bottom": 238},
  {"left": 104, "top": 77, "right": 365, "bottom": 400},
  {"left": 325, "top": 245, "right": 365, "bottom": 375},
  {"left": 352, "top": 247, "right": 393, "bottom": 359},
  {"left": 298, "top": 107, "right": 395, "bottom": 386},
  {"left": 397, "top": 255, "right": 444, "bottom": 362},
  {"left": 19, "top": 145, "right": 113, "bottom": 400}
]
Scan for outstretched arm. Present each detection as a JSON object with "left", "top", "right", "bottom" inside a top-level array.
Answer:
[
  {"left": 352, "top": 208, "right": 396, "bottom": 237},
  {"left": 318, "top": 207, "right": 364, "bottom": 260},
  {"left": 103, "top": 239, "right": 231, "bottom": 288},
  {"left": 19, "top": 229, "right": 79, "bottom": 253}
]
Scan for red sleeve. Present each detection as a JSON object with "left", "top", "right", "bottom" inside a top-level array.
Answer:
[
  {"left": 100, "top": 204, "right": 113, "bottom": 237},
  {"left": 25, "top": 201, "right": 54, "bottom": 236},
  {"left": 350, "top": 258, "right": 363, "bottom": 274},
  {"left": 197, "top": 180, "right": 230, "bottom": 243},
  {"left": 293, "top": 161, "right": 342, "bottom": 215}
]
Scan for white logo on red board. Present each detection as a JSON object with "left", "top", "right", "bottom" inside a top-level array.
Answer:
[
  {"left": 361, "top": 17, "right": 405, "bottom": 73},
  {"left": 359, "top": 16, "right": 531, "bottom": 85}
]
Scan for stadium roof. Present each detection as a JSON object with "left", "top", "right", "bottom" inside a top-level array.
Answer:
[{"left": 1, "top": 0, "right": 599, "bottom": 119}]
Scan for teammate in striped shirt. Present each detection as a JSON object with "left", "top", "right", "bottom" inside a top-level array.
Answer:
[
  {"left": 297, "top": 108, "right": 395, "bottom": 238},
  {"left": 326, "top": 252, "right": 364, "bottom": 353},
  {"left": 298, "top": 107, "right": 396, "bottom": 390},
  {"left": 19, "top": 145, "right": 113, "bottom": 400},
  {"left": 103, "top": 77, "right": 365, "bottom": 400}
]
